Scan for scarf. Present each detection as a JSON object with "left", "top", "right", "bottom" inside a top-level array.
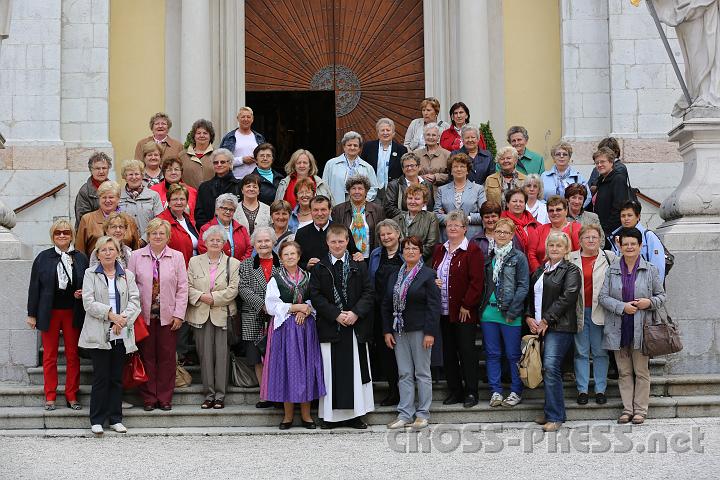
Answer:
[
  {"left": 55, "top": 246, "right": 74, "bottom": 290},
  {"left": 492, "top": 241, "right": 513, "bottom": 283},
  {"left": 330, "top": 251, "right": 350, "bottom": 308},
  {"left": 501, "top": 210, "right": 536, "bottom": 251},
  {"left": 278, "top": 266, "right": 309, "bottom": 304},
  {"left": 125, "top": 183, "right": 143, "bottom": 200},
  {"left": 620, "top": 257, "right": 640, "bottom": 348},
  {"left": 554, "top": 167, "right": 573, "bottom": 197},
  {"left": 350, "top": 204, "right": 368, "bottom": 255},
  {"left": 257, "top": 167, "right": 274, "bottom": 184},
  {"left": 150, "top": 247, "right": 166, "bottom": 282},
  {"left": 344, "top": 154, "right": 359, "bottom": 179},
  {"left": 392, "top": 260, "right": 423, "bottom": 333}
]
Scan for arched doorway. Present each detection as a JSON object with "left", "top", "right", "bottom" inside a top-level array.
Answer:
[{"left": 245, "top": 0, "right": 425, "bottom": 171}]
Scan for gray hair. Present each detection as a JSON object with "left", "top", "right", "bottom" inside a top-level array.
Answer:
[
  {"left": 446, "top": 209, "right": 469, "bottom": 228},
  {"left": 345, "top": 174, "right": 371, "bottom": 194},
  {"left": 460, "top": 124, "right": 480, "bottom": 139},
  {"left": 507, "top": 126, "right": 529, "bottom": 142},
  {"left": 211, "top": 148, "right": 234, "bottom": 164},
  {"left": 341, "top": 131, "right": 363, "bottom": 147},
  {"left": 375, "top": 218, "right": 402, "bottom": 238},
  {"left": 423, "top": 122, "right": 440, "bottom": 134},
  {"left": 495, "top": 145, "right": 518, "bottom": 162},
  {"left": 523, "top": 174, "right": 544, "bottom": 198},
  {"left": 202, "top": 224, "right": 228, "bottom": 243},
  {"left": 375, "top": 118, "right": 395, "bottom": 132},
  {"left": 215, "top": 193, "right": 239, "bottom": 210},
  {"left": 250, "top": 225, "right": 277, "bottom": 246}
]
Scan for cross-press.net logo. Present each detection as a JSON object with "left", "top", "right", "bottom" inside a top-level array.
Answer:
[{"left": 386, "top": 424, "right": 705, "bottom": 454}]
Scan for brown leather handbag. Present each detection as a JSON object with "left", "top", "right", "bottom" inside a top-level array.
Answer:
[{"left": 642, "top": 305, "right": 683, "bottom": 357}]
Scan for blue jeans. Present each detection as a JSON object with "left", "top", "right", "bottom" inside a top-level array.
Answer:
[
  {"left": 543, "top": 330, "right": 574, "bottom": 423},
  {"left": 393, "top": 330, "right": 432, "bottom": 421},
  {"left": 481, "top": 321, "right": 523, "bottom": 396},
  {"left": 574, "top": 307, "right": 609, "bottom": 394}
]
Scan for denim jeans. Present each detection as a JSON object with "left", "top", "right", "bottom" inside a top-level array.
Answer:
[
  {"left": 481, "top": 321, "right": 523, "bottom": 396},
  {"left": 543, "top": 330, "right": 575, "bottom": 423},
  {"left": 574, "top": 307, "right": 609, "bottom": 394},
  {"left": 393, "top": 330, "right": 432, "bottom": 421}
]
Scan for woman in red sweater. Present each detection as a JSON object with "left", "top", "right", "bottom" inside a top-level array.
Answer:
[
  {"left": 527, "top": 195, "right": 581, "bottom": 272},
  {"left": 151, "top": 158, "right": 198, "bottom": 224},
  {"left": 500, "top": 188, "right": 539, "bottom": 254},
  {"left": 156, "top": 183, "right": 199, "bottom": 266}
]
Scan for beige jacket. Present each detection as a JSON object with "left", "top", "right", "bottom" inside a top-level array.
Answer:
[
  {"left": 186, "top": 253, "right": 240, "bottom": 328},
  {"left": 569, "top": 249, "right": 617, "bottom": 325},
  {"left": 79, "top": 266, "right": 141, "bottom": 353},
  {"left": 484, "top": 172, "right": 527, "bottom": 206}
]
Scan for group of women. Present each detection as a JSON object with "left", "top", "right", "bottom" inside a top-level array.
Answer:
[{"left": 27, "top": 104, "right": 665, "bottom": 434}]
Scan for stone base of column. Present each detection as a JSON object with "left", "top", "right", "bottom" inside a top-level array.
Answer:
[{"left": 656, "top": 117, "right": 720, "bottom": 374}]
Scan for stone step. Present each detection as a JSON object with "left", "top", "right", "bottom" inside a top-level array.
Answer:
[
  {"left": 0, "top": 395, "right": 718, "bottom": 430},
  {"left": 26, "top": 358, "right": 670, "bottom": 386}
]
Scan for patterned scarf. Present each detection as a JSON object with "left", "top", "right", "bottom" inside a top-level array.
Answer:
[
  {"left": 344, "top": 154, "right": 359, "bottom": 178},
  {"left": 330, "top": 251, "right": 350, "bottom": 308},
  {"left": 350, "top": 204, "right": 368, "bottom": 255},
  {"left": 278, "top": 266, "right": 309, "bottom": 303},
  {"left": 500, "top": 171, "right": 522, "bottom": 205},
  {"left": 150, "top": 247, "right": 166, "bottom": 281},
  {"left": 54, "top": 246, "right": 74, "bottom": 290},
  {"left": 492, "top": 241, "right": 513, "bottom": 283},
  {"left": 125, "top": 183, "right": 143, "bottom": 199},
  {"left": 554, "top": 167, "right": 573, "bottom": 197},
  {"left": 392, "top": 260, "right": 423, "bottom": 333}
]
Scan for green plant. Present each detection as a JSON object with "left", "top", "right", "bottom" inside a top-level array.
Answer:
[{"left": 480, "top": 121, "right": 496, "bottom": 158}]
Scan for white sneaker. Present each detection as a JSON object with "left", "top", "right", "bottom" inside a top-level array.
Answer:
[
  {"left": 489, "top": 392, "right": 504, "bottom": 407},
  {"left": 501, "top": 392, "right": 522, "bottom": 407},
  {"left": 91, "top": 424, "right": 104, "bottom": 435},
  {"left": 122, "top": 401, "right": 133, "bottom": 409},
  {"left": 387, "top": 418, "right": 409, "bottom": 429},
  {"left": 410, "top": 418, "right": 429, "bottom": 429},
  {"left": 109, "top": 423, "right": 127, "bottom": 433}
]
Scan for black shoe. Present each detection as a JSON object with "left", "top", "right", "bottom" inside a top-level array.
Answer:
[
  {"left": 577, "top": 392, "right": 589, "bottom": 405},
  {"left": 380, "top": 393, "right": 400, "bottom": 407},
  {"left": 442, "top": 393, "right": 462, "bottom": 405},
  {"left": 255, "top": 401, "right": 273, "bottom": 409},
  {"left": 279, "top": 421, "right": 293, "bottom": 430},
  {"left": 301, "top": 420, "right": 317, "bottom": 430},
  {"left": 143, "top": 403, "right": 155, "bottom": 412},
  {"left": 346, "top": 418, "right": 368, "bottom": 429},
  {"left": 463, "top": 394, "right": 478, "bottom": 409},
  {"left": 319, "top": 420, "right": 337, "bottom": 430},
  {"left": 159, "top": 403, "right": 172, "bottom": 411},
  {"left": 595, "top": 392, "right": 607, "bottom": 405}
]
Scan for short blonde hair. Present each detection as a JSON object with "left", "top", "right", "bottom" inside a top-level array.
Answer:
[
  {"left": 121, "top": 159, "right": 145, "bottom": 178},
  {"left": 579, "top": 223, "right": 603, "bottom": 240},
  {"left": 102, "top": 212, "right": 129, "bottom": 234},
  {"left": 551, "top": 142, "right": 573, "bottom": 158},
  {"left": 93, "top": 236, "right": 121, "bottom": 258},
  {"left": 495, "top": 145, "right": 518, "bottom": 162},
  {"left": 49, "top": 218, "right": 74, "bottom": 243},
  {"left": 523, "top": 174, "right": 544, "bottom": 198},
  {"left": 97, "top": 180, "right": 120, "bottom": 198},
  {"left": 286, "top": 149, "right": 319, "bottom": 176},
  {"left": 446, "top": 210, "right": 469, "bottom": 228},
  {"left": 545, "top": 231, "right": 572, "bottom": 260},
  {"left": 141, "top": 141, "right": 163, "bottom": 159},
  {"left": 237, "top": 106, "right": 254, "bottom": 116},
  {"left": 146, "top": 218, "right": 171, "bottom": 238},
  {"left": 148, "top": 112, "right": 172, "bottom": 130},
  {"left": 494, "top": 217, "right": 516, "bottom": 234}
]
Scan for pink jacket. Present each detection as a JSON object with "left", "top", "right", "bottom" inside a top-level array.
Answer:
[{"left": 127, "top": 245, "right": 188, "bottom": 326}]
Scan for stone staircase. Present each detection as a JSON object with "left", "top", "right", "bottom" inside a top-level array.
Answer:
[{"left": 1, "top": 345, "right": 719, "bottom": 430}]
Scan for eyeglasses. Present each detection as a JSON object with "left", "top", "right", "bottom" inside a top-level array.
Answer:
[
  {"left": 53, "top": 230, "right": 72, "bottom": 236},
  {"left": 213, "top": 160, "right": 228, "bottom": 165},
  {"left": 581, "top": 236, "right": 600, "bottom": 241},
  {"left": 165, "top": 167, "right": 182, "bottom": 173},
  {"left": 218, "top": 206, "right": 236, "bottom": 213},
  {"left": 107, "top": 224, "right": 127, "bottom": 230},
  {"left": 495, "top": 230, "right": 513, "bottom": 236},
  {"left": 547, "top": 208, "right": 565, "bottom": 213},
  {"left": 91, "top": 166, "right": 109, "bottom": 171},
  {"left": 554, "top": 152, "right": 569, "bottom": 158},
  {"left": 403, "top": 163, "right": 419, "bottom": 169}
]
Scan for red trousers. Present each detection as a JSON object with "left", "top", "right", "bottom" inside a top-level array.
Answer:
[
  {"left": 41, "top": 309, "right": 80, "bottom": 402},
  {"left": 138, "top": 316, "right": 177, "bottom": 405}
]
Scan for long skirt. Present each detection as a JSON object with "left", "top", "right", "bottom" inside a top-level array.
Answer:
[{"left": 263, "top": 314, "right": 326, "bottom": 403}]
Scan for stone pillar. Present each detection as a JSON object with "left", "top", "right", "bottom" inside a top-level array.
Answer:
[
  {"left": 213, "top": 0, "right": 245, "bottom": 134},
  {"left": 180, "top": 0, "right": 212, "bottom": 134},
  {"left": 453, "top": 0, "right": 491, "bottom": 123},
  {"left": 423, "top": 0, "right": 451, "bottom": 117},
  {"left": 656, "top": 117, "right": 720, "bottom": 374}
]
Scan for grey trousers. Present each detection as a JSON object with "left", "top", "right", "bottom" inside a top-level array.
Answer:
[
  {"left": 194, "top": 321, "right": 228, "bottom": 402},
  {"left": 394, "top": 330, "right": 432, "bottom": 421}
]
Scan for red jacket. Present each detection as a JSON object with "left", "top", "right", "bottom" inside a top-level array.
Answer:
[
  {"left": 197, "top": 217, "right": 253, "bottom": 261},
  {"left": 440, "top": 127, "right": 487, "bottom": 152},
  {"left": 157, "top": 208, "right": 198, "bottom": 266},
  {"left": 431, "top": 240, "right": 485, "bottom": 324},
  {"left": 151, "top": 181, "right": 198, "bottom": 224},
  {"left": 527, "top": 221, "right": 581, "bottom": 272}
]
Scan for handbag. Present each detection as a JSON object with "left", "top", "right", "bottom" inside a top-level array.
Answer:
[
  {"left": 230, "top": 354, "right": 259, "bottom": 387},
  {"left": 254, "top": 328, "right": 268, "bottom": 356},
  {"left": 225, "top": 256, "right": 243, "bottom": 347},
  {"left": 518, "top": 334, "right": 543, "bottom": 389},
  {"left": 175, "top": 362, "right": 192, "bottom": 387},
  {"left": 133, "top": 313, "right": 149, "bottom": 343},
  {"left": 122, "top": 352, "right": 149, "bottom": 389},
  {"left": 642, "top": 305, "right": 683, "bottom": 357}
]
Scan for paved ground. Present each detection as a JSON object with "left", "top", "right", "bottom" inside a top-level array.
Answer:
[{"left": 0, "top": 418, "right": 718, "bottom": 479}]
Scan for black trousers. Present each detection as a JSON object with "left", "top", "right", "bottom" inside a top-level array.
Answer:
[
  {"left": 89, "top": 340, "right": 125, "bottom": 426},
  {"left": 441, "top": 317, "right": 479, "bottom": 397}
]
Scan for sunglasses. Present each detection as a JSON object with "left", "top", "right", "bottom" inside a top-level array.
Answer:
[
  {"left": 53, "top": 230, "right": 72, "bottom": 236},
  {"left": 213, "top": 160, "right": 228, "bottom": 165}
]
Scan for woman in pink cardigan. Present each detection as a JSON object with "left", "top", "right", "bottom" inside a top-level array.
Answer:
[{"left": 127, "top": 218, "right": 188, "bottom": 411}]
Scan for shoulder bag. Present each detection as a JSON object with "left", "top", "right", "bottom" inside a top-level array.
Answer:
[{"left": 642, "top": 305, "right": 683, "bottom": 357}]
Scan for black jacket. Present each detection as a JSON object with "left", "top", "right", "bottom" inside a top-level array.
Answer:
[
  {"left": 361, "top": 140, "right": 407, "bottom": 183},
  {"left": 27, "top": 248, "right": 89, "bottom": 331},
  {"left": 525, "top": 260, "right": 581, "bottom": 333},
  {"left": 594, "top": 168, "right": 632, "bottom": 243},
  {"left": 294, "top": 222, "right": 360, "bottom": 270},
  {"left": 451, "top": 147, "right": 496, "bottom": 186},
  {"left": 195, "top": 171, "right": 241, "bottom": 230},
  {"left": 381, "top": 266, "right": 441, "bottom": 338},
  {"left": 309, "top": 255, "right": 375, "bottom": 344},
  {"left": 253, "top": 167, "right": 284, "bottom": 205}
]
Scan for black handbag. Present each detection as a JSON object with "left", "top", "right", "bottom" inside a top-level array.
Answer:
[{"left": 642, "top": 305, "right": 683, "bottom": 357}]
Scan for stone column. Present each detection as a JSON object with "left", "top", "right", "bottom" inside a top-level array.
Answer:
[
  {"left": 423, "top": 0, "right": 451, "bottom": 119},
  {"left": 453, "top": 0, "right": 491, "bottom": 124},
  {"left": 656, "top": 117, "right": 720, "bottom": 374},
  {"left": 180, "top": 0, "right": 212, "bottom": 134}
]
